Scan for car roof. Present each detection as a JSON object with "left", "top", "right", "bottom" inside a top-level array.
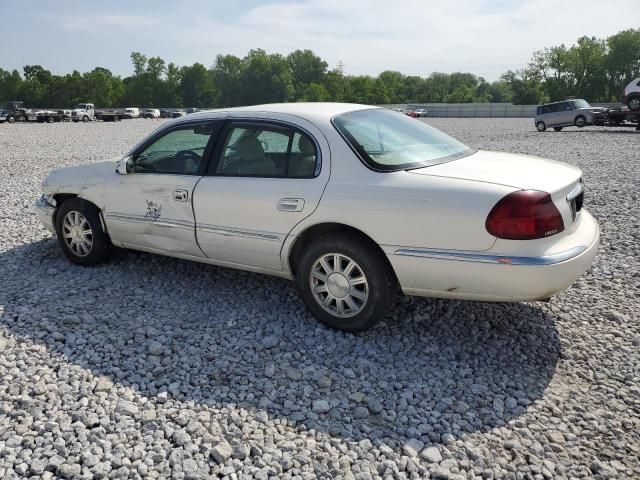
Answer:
[
  {"left": 539, "top": 99, "right": 585, "bottom": 106},
  {"left": 181, "top": 102, "right": 377, "bottom": 124}
]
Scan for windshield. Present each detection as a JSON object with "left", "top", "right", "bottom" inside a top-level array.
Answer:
[
  {"left": 571, "top": 99, "right": 591, "bottom": 109},
  {"left": 333, "top": 109, "right": 474, "bottom": 171}
]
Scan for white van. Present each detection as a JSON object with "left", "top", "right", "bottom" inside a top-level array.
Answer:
[{"left": 125, "top": 107, "right": 140, "bottom": 118}]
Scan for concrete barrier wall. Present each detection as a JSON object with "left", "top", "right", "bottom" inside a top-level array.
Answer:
[
  {"left": 383, "top": 103, "right": 536, "bottom": 118},
  {"left": 383, "top": 102, "right": 619, "bottom": 118}
]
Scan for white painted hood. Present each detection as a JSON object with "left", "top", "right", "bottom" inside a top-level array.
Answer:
[
  {"left": 408, "top": 150, "right": 582, "bottom": 192},
  {"left": 42, "top": 159, "right": 118, "bottom": 193}
]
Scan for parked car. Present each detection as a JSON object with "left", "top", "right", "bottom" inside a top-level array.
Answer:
[
  {"left": 160, "top": 109, "right": 172, "bottom": 118},
  {"left": 171, "top": 109, "right": 186, "bottom": 118},
  {"left": 414, "top": 108, "right": 428, "bottom": 117},
  {"left": 35, "top": 103, "right": 599, "bottom": 332},
  {"left": 535, "top": 99, "right": 606, "bottom": 131},
  {"left": 125, "top": 107, "right": 140, "bottom": 118},
  {"left": 622, "top": 77, "right": 640, "bottom": 111},
  {"left": 0, "top": 101, "right": 27, "bottom": 123},
  {"left": 143, "top": 108, "right": 161, "bottom": 119}
]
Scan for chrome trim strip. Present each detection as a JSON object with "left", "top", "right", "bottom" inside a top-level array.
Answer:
[
  {"left": 566, "top": 181, "right": 583, "bottom": 201},
  {"left": 104, "top": 213, "right": 194, "bottom": 230},
  {"left": 196, "top": 224, "right": 281, "bottom": 242},
  {"left": 393, "top": 245, "right": 588, "bottom": 266}
]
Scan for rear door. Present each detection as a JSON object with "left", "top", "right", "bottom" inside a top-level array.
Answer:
[{"left": 193, "top": 114, "right": 330, "bottom": 271}]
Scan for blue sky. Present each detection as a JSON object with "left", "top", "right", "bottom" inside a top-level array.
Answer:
[{"left": 1, "top": 0, "right": 638, "bottom": 80}]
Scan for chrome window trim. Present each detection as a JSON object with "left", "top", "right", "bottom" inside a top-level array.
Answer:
[
  {"left": 393, "top": 245, "right": 588, "bottom": 266},
  {"left": 196, "top": 224, "right": 281, "bottom": 242}
]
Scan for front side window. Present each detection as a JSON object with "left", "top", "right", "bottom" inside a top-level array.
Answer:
[
  {"left": 333, "top": 109, "right": 473, "bottom": 171},
  {"left": 214, "top": 124, "right": 318, "bottom": 178},
  {"left": 134, "top": 123, "right": 217, "bottom": 174},
  {"left": 571, "top": 99, "right": 591, "bottom": 109}
]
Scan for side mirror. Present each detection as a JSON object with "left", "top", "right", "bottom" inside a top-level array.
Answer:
[{"left": 116, "top": 156, "right": 134, "bottom": 175}]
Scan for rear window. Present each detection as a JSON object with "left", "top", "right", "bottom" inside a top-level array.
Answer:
[{"left": 332, "top": 109, "right": 474, "bottom": 171}]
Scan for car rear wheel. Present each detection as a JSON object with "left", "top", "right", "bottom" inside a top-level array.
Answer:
[
  {"left": 47, "top": 116, "right": 54, "bottom": 123},
  {"left": 296, "top": 234, "right": 396, "bottom": 332},
  {"left": 575, "top": 115, "right": 586, "bottom": 128},
  {"left": 628, "top": 96, "right": 640, "bottom": 111},
  {"left": 7, "top": 116, "right": 15, "bottom": 124},
  {"left": 536, "top": 121, "right": 546, "bottom": 132},
  {"left": 55, "top": 198, "right": 111, "bottom": 266},
  {"left": 553, "top": 127, "right": 563, "bottom": 131}
]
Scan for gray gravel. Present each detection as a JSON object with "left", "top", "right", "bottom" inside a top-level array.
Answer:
[{"left": 0, "top": 118, "right": 638, "bottom": 479}]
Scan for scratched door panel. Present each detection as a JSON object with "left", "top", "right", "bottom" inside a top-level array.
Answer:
[{"left": 103, "top": 173, "right": 203, "bottom": 256}]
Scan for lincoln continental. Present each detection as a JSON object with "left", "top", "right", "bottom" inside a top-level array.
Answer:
[{"left": 36, "top": 103, "right": 599, "bottom": 331}]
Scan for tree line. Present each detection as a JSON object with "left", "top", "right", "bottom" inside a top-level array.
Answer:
[{"left": 0, "top": 29, "right": 638, "bottom": 109}]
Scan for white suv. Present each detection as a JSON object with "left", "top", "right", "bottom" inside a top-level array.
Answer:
[{"left": 622, "top": 78, "right": 640, "bottom": 111}]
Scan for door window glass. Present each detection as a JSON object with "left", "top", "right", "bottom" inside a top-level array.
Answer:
[
  {"left": 134, "top": 123, "right": 217, "bottom": 175},
  {"left": 215, "top": 125, "right": 318, "bottom": 178}
]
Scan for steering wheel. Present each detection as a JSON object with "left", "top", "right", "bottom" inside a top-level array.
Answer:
[{"left": 175, "top": 150, "right": 201, "bottom": 162}]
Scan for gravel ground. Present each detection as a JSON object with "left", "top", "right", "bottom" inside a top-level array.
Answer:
[{"left": 0, "top": 118, "right": 638, "bottom": 479}]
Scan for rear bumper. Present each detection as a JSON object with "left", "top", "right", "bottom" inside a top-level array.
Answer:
[
  {"left": 35, "top": 195, "right": 56, "bottom": 234},
  {"left": 386, "top": 210, "right": 600, "bottom": 301}
]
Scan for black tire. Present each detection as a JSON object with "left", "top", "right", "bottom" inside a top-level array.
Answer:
[
  {"left": 7, "top": 116, "right": 15, "bottom": 124},
  {"left": 575, "top": 115, "right": 586, "bottom": 128},
  {"left": 47, "top": 116, "right": 54, "bottom": 123},
  {"left": 627, "top": 96, "right": 640, "bottom": 112},
  {"left": 295, "top": 233, "right": 396, "bottom": 332},
  {"left": 113, "top": 115, "right": 120, "bottom": 122},
  {"left": 553, "top": 127, "right": 563, "bottom": 131},
  {"left": 536, "top": 121, "right": 546, "bottom": 132},
  {"left": 55, "top": 198, "right": 111, "bottom": 266},
  {"left": 82, "top": 115, "right": 89, "bottom": 123}
]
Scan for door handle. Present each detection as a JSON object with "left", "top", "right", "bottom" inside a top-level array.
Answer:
[
  {"left": 173, "top": 189, "right": 189, "bottom": 202},
  {"left": 278, "top": 198, "right": 304, "bottom": 212}
]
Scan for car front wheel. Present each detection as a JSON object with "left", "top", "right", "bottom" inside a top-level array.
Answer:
[
  {"left": 536, "top": 121, "right": 546, "bottom": 132},
  {"left": 55, "top": 198, "right": 111, "bottom": 266},
  {"left": 628, "top": 96, "right": 640, "bottom": 111},
  {"left": 296, "top": 234, "right": 396, "bottom": 332},
  {"left": 575, "top": 115, "right": 586, "bottom": 128}
]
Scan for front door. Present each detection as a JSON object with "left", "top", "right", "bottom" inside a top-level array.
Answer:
[
  {"left": 103, "top": 121, "right": 220, "bottom": 257},
  {"left": 193, "top": 118, "right": 330, "bottom": 271}
]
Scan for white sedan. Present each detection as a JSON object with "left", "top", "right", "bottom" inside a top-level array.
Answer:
[{"left": 35, "top": 103, "right": 599, "bottom": 331}]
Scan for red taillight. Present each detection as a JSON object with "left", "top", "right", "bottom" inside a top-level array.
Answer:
[{"left": 486, "top": 190, "right": 564, "bottom": 240}]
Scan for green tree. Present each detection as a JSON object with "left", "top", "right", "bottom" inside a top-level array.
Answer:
[
  {"left": 287, "top": 49, "right": 328, "bottom": 100},
  {"left": 180, "top": 63, "right": 216, "bottom": 107},
  {"left": 0, "top": 69, "right": 23, "bottom": 103}
]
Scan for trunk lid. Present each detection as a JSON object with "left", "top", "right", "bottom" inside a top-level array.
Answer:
[{"left": 408, "top": 150, "right": 581, "bottom": 192}]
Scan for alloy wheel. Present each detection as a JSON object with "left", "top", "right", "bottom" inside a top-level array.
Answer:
[
  {"left": 309, "top": 253, "right": 369, "bottom": 318},
  {"left": 62, "top": 211, "right": 93, "bottom": 257}
]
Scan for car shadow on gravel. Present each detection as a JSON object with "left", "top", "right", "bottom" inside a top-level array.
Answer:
[{"left": 0, "top": 239, "right": 560, "bottom": 448}]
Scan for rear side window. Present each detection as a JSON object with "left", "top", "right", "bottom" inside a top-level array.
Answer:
[{"left": 214, "top": 124, "right": 318, "bottom": 178}]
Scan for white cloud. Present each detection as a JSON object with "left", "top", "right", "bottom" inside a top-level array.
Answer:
[
  {"left": 13, "top": 0, "right": 640, "bottom": 79},
  {"left": 62, "top": 14, "right": 160, "bottom": 33},
  {"left": 146, "top": 0, "right": 640, "bottom": 79}
]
